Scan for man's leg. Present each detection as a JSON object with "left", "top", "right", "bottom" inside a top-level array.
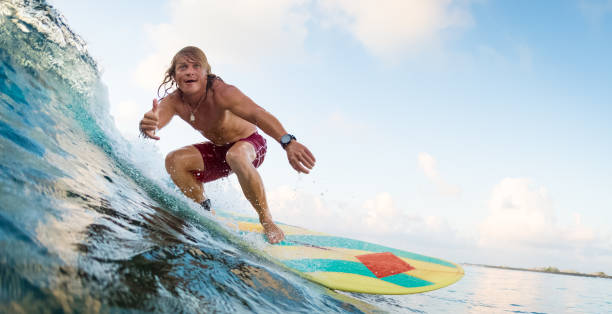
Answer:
[
  {"left": 165, "top": 146, "right": 206, "bottom": 203},
  {"left": 226, "top": 141, "right": 285, "bottom": 243}
]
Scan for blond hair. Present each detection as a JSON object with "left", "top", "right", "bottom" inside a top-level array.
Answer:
[{"left": 157, "top": 46, "right": 212, "bottom": 97}]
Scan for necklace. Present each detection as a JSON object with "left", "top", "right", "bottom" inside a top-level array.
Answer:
[{"left": 182, "top": 89, "right": 206, "bottom": 123}]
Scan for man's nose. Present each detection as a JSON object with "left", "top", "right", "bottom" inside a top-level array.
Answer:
[{"left": 185, "top": 66, "right": 197, "bottom": 75}]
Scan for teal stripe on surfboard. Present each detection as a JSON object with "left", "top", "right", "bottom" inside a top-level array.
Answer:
[
  {"left": 284, "top": 259, "right": 371, "bottom": 276},
  {"left": 282, "top": 259, "right": 433, "bottom": 288},
  {"left": 216, "top": 212, "right": 260, "bottom": 223},
  {"left": 280, "top": 235, "right": 456, "bottom": 268},
  {"left": 217, "top": 212, "right": 293, "bottom": 226}
]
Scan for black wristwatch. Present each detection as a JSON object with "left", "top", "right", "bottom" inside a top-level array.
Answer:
[{"left": 280, "top": 134, "right": 296, "bottom": 149}]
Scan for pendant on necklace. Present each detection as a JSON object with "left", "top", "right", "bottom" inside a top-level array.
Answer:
[{"left": 190, "top": 113, "right": 195, "bottom": 122}]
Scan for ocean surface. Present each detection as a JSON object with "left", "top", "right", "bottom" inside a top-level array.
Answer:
[{"left": 1, "top": 1, "right": 611, "bottom": 313}]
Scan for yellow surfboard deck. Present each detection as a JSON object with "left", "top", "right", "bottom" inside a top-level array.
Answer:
[{"left": 219, "top": 212, "right": 464, "bottom": 295}]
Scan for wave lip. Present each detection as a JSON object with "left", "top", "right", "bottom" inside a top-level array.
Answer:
[{"left": 1, "top": 0, "right": 99, "bottom": 95}]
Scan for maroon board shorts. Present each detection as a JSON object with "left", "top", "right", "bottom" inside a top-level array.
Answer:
[{"left": 191, "top": 132, "right": 267, "bottom": 183}]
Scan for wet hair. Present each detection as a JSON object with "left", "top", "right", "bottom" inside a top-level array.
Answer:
[{"left": 157, "top": 46, "right": 212, "bottom": 98}]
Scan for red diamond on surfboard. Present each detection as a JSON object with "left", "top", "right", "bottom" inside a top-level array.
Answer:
[{"left": 356, "top": 252, "right": 415, "bottom": 278}]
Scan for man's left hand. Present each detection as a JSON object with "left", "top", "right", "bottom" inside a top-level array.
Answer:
[{"left": 286, "top": 141, "right": 316, "bottom": 174}]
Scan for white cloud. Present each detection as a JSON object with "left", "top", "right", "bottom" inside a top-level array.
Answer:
[
  {"left": 363, "top": 192, "right": 421, "bottom": 234},
  {"left": 417, "top": 152, "right": 461, "bottom": 196},
  {"left": 318, "top": 0, "right": 473, "bottom": 59},
  {"left": 566, "top": 213, "right": 596, "bottom": 243},
  {"left": 475, "top": 178, "right": 612, "bottom": 273},
  {"left": 361, "top": 192, "right": 457, "bottom": 240},
  {"left": 135, "top": 0, "right": 310, "bottom": 90},
  {"left": 266, "top": 185, "right": 343, "bottom": 230},
  {"left": 264, "top": 187, "right": 460, "bottom": 250},
  {"left": 479, "top": 178, "right": 607, "bottom": 251},
  {"left": 480, "top": 178, "right": 556, "bottom": 247},
  {"left": 136, "top": 0, "right": 475, "bottom": 88},
  {"left": 418, "top": 152, "right": 438, "bottom": 179}
]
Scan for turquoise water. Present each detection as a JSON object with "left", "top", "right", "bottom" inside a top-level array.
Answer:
[{"left": 1, "top": 1, "right": 611, "bottom": 313}]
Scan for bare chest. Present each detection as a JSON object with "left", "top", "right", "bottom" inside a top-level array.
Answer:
[
  {"left": 170, "top": 90, "right": 254, "bottom": 145},
  {"left": 177, "top": 101, "right": 227, "bottom": 132}
]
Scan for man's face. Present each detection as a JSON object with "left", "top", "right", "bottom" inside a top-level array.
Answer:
[{"left": 174, "top": 56, "right": 205, "bottom": 94}]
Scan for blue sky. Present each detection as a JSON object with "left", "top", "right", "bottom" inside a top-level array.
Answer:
[{"left": 49, "top": 0, "right": 612, "bottom": 273}]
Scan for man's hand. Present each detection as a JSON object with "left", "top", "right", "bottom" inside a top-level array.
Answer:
[
  {"left": 286, "top": 141, "right": 316, "bottom": 174},
  {"left": 139, "top": 99, "right": 160, "bottom": 140}
]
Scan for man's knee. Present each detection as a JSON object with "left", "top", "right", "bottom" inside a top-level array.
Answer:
[
  {"left": 226, "top": 146, "right": 253, "bottom": 173},
  {"left": 166, "top": 147, "right": 204, "bottom": 175},
  {"left": 165, "top": 149, "right": 190, "bottom": 174},
  {"left": 165, "top": 150, "right": 179, "bottom": 174},
  {"left": 226, "top": 150, "right": 245, "bottom": 168}
]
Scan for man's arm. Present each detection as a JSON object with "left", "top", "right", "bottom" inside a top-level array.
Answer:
[
  {"left": 219, "top": 86, "right": 316, "bottom": 173},
  {"left": 139, "top": 96, "right": 177, "bottom": 140}
]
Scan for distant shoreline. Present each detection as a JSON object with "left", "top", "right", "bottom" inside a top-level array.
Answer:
[{"left": 464, "top": 263, "right": 612, "bottom": 279}]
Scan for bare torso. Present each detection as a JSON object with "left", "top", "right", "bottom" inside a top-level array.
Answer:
[{"left": 167, "top": 79, "right": 256, "bottom": 145}]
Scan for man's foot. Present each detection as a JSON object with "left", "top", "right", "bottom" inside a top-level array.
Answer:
[
  {"left": 261, "top": 221, "right": 285, "bottom": 244},
  {"left": 200, "top": 199, "right": 215, "bottom": 214},
  {"left": 200, "top": 199, "right": 211, "bottom": 211}
]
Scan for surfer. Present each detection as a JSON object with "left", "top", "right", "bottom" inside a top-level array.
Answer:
[{"left": 138, "top": 46, "right": 315, "bottom": 244}]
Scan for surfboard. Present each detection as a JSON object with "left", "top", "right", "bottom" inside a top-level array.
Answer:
[{"left": 218, "top": 212, "right": 464, "bottom": 295}]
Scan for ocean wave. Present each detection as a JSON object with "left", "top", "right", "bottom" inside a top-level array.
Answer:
[{"left": 0, "top": 1, "right": 378, "bottom": 312}]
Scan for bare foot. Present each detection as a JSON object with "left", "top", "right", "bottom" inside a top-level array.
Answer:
[{"left": 261, "top": 221, "right": 285, "bottom": 244}]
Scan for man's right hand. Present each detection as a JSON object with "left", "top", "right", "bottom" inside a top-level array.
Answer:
[
  {"left": 139, "top": 99, "right": 160, "bottom": 140},
  {"left": 286, "top": 141, "right": 316, "bottom": 174}
]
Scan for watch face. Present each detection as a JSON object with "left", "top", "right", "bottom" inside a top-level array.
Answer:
[{"left": 281, "top": 134, "right": 292, "bottom": 145}]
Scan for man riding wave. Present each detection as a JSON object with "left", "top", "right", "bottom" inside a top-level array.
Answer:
[{"left": 139, "top": 46, "right": 315, "bottom": 243}]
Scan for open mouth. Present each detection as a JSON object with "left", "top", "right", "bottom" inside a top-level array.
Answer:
[{"left": 185, "top": 79, "right": 197, "bottom": 84}]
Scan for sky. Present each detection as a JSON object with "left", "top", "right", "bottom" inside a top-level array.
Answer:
[{"left": 48, "top": 0, "right": 612, "bottom": 274}]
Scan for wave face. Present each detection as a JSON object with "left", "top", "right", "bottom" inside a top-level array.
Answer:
[{"left": 0, "top": 1, "right": 375, "bottom": 312}]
